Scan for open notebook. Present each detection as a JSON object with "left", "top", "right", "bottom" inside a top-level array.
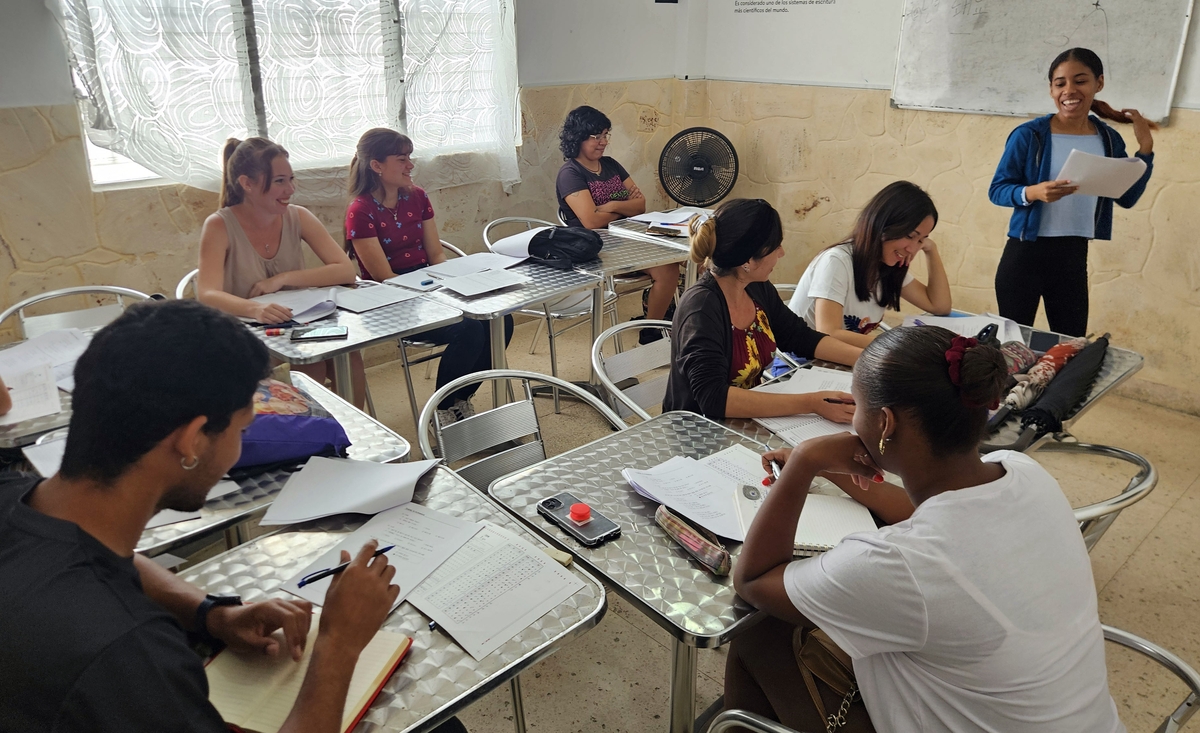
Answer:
[
  {"left": 205, "top": 615, "right": 411, "bottom": 733},
  {"left": 735, "top": 484, "right": 877, "bottom": 555},
  {"left": 752, "top": 367, "right": 856, "bottom": 446}
]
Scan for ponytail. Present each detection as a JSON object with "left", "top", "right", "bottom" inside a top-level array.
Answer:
[{"left": 219, "top": 137, "right": 288, "bottom": 208}]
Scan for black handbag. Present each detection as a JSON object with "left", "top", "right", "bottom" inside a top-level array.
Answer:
[{"left": 526, "top": 226, "right": 603, "bottom": 269}]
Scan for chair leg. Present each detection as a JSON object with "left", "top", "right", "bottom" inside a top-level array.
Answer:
[
  {"left": 399, "top": 345, "right": 421, "bottom": 430},
  {"left": 509, "top": 675, "right": 527, "bottom": 733},
  {"left": 363, "top": 383, "right": 377, "bottom": 419},
  {"left": 528, "top": 317, "right": 543, "bottom": 355},
  {"left": 545, "top": 310, "right": 561, "bottom": 414}
]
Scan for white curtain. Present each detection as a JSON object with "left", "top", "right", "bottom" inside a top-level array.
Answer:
[{"left": 54, "top": 0, "right": 519, "bottom": 200}]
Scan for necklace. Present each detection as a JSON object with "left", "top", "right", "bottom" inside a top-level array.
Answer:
[{"left": 580, "top": 159, "right": 602, "bottom": 175}]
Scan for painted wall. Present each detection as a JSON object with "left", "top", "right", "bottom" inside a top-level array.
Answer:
[{"left": 0, "top": 0, "right": 74, "bottom": 108}]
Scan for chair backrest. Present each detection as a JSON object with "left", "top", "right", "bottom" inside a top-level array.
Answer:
[
  {"left": 0, "top": 286, "right": 152, "bottom": 339},
  {"left": 591, "top": 320, "right": 672, "bottom": 422},
  {"left": 440, "top": 240, "right": 467, "bottom": 259},
  {"left": 555, "top": 210, "right": 568, "bottom": 226},
  {"left": 1045, "top": 441, "right": 1158, "bottom": 552},
  {"left": 482, "top": 216, "right": 556, "bottom": 251},
  {"left": 417, "top": 369, "right": 625, "bottom": 490},
  {"left": 175, "top": 269, "right": 199, "bottom": 299},
  {"left": 710, "top": 625, "right": 1200, "bottom": 733}
]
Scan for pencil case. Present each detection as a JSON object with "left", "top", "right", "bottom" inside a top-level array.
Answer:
[{"left": 655, "top": 505, "right": 732, "bottom": 576}]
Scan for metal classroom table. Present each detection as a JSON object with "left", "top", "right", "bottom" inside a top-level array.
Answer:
[
  {"left": 489, "top": 411, "right": 771, "bottom": 733},
  {"left": 607, "top": 218, "right": 699, "bottom": 288},
  {"left": 0, "top": 391, "right": 72, "bottom": 449},
  {"left": 133, "top": 371, "right": 410, "bottom": 557},
  {"left": 181, "top": 465, "right": 608, "bottom": 733},
  {"left": 252, "top": 292, "right": 464, "bottom": 401}
]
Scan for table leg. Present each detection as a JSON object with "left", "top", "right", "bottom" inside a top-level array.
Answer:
[
  {"left": 332, "top": 353, "right": 354, "bottom": 402},
  {"left": 685, "top": 261, "right": 698, "bottom": 290},
  {"left": 590, "top": 283, "right": 605, "bottom": 386},
  {"left": 509, "top": 675, "right": 527, "bottom": 733},
  {"left": 669, "top": 639, "right": 698, "bottom": 733},
  {"left": 490, "top": 317, "right": 508, "bottom": 407}
]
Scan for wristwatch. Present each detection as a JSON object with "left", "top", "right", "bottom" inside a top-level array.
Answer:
[{"left": 195, "top": 593, "right": 242, "bottom": 644}]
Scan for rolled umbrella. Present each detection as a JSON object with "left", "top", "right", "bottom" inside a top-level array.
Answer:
[{"left": 1020, "top": 334, "right": 1110, "bottom": 439}]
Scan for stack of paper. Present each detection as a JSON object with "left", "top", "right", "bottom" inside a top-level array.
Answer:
[
  {"left": 623, "top": 456, "right": 747, "bottom": 540},
  {"left": 244, "top": 288, "right": 338, "bottom": 324},
  {"left": 425, "top": 252, "right": 526, "bottom": 278},
  {"left": 261, "top": 457, "right": 440, "bottom": 526},
  {"left": 903, "top": 313, "right": 1023, "bottom": 344},
  {"left": 334, "top": 283, "right": 420, "bottom": 313},
  {"left": 0, "top": 327, "right": 90, "bottom": 394},
  {"left": 0, "top": 364, "right": 61, "bottom": 426},
  {"left": 1057, "top": 149, "right": 1148, "bottom": 198},
  {"left": 385, "top": 270, "right": 442, "bottom": 291},
  {"left": 629, "top": 207, "right": 712, "bottom": 224},
  {"left": 751, "top": 367, "right": 856, "bottom": 446}
]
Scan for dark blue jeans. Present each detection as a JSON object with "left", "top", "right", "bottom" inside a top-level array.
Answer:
[{"left": 418, "top": 315, "right": 515, "bottom": 409}]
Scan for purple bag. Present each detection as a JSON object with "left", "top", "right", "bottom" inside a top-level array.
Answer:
[{"left": 233, "top": 379, "right": 351, "bottom": 470}]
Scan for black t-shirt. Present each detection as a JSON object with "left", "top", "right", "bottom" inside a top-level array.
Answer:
[
  {"left": 0, "top": 473, "right": 228, "bottom": 732},
  {"left": 555, "top": 157, "right": 631, "bottom": 227}
]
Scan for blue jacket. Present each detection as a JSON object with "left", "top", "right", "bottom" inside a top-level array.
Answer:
[{"left": 988, "top": 114, "right": 1154, "bottom": 241}]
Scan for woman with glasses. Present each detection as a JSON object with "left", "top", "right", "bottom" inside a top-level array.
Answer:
[{"left": 556, "top": 105, "right": 682, "bottom": 344}]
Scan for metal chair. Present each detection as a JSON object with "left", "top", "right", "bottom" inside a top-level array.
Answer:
[
  {"left": 417, "top": 369, "right": 624, "bottom": 491},
  {"left": 591, "top": 319, "right": 672, "bottom": 422},
  {"left": 0, "top": 286, "right": 153, "bottom": 339},
  {"left": 706, "top": 624, "right": 1200, "bottom": 733},
  {"left": 483, "top": 217, "right": 619, "bottom": 409},
  {"left": 175, "top": 269, "right": 199, "bottom": 299}
]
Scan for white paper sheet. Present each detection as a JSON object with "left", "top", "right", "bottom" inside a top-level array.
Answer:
[
  {"left": 242, "top": 288, "right": 338, "bottom": 324},
  {"left": 0, "top": 328, "right": 91, "bottom": 393},
  {"left": 488, "top": 229, "right": 545, "bottom": 258},
  {"left": 902, "top": 314, "right": 1023, "bottom": 344},
  {"left": 754, "top": 414, "right": 851, "bottom": 447},
  {"left": 261, "top": 457, "right": 440, "bottom": 526},
  {"left": 407, "top": 523, "right": 584, "bottom": 661},
  {"left": 0, "top": 364, "right": 62, "bottom": 426},
  {"left": 144, "top": 480, "right": 246, "bottom": 528},
  {"left": 22, "top": 436, "right": 67, "bottom": 476},
  {"left": 734, "top": 490, "right": 877, "bottom": 554},
  {"left": 1057, "top": 149, "right": 1148, "bottom": 198},
  {"left": 623, "top": 456, "right": 745, "bottom": 540},
  {"left": 385, "top": 270, "right": 442, "bottom": 291},
  {"left": 749, "top": 367, "right": 856, "bottom": 446},
  {"left": 282, "top": 503, "right": 481, "bottom": 610},
  {"left": 425, "top": 252, "right": 527, "bottom": 278},
  {"left": 334, "top": 283, "right": 419, "bottom": 313},
  {"left": 700, "top": 444, "right": 769, "bottom": 487},
  {"left": 753, "top": 366, "right": 853, "bottom": 396},
  {"left": 629, "top": 206, "right": 713, "bottom": 224},
  {"left": 437, "top": 269, "right": 530, "bottom": 297}
]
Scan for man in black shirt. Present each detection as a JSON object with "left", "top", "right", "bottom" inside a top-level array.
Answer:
[{"left": 0, "top": 300, "right": 399, "bottom": 732}]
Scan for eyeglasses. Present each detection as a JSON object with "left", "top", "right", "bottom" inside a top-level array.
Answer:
[{"left": 588, "top": 132, "right": 611, "bottom": 142}]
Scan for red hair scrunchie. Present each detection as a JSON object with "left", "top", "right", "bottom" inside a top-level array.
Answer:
[{"left": 944, "top": 336, "right": 977, "bottom": 387}]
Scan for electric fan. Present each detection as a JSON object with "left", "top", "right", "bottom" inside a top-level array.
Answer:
[{"left": 657, "top": 127, "right": 739, "bottom": 207}]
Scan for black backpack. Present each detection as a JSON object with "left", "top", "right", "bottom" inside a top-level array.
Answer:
[{"left": 526, "top": 226, "right": 603, "bottom": 269}]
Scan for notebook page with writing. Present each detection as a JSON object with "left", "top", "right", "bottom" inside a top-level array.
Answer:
[
  {"left": 752, "top": 367, "right": 855, "bottom": 446},
  {"left": 700, "top": 444, "right": 768, "bottom": 487},
  {"left": 792, "top": 494, "right": 877, "bottom": 553},
  {"left": 206, "top": 614, "right": 411, "bottom": 733}
]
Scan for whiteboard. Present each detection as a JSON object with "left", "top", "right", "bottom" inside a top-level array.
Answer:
[{"left": 891, "top": 0, "right": 1195, "bottom": 122}]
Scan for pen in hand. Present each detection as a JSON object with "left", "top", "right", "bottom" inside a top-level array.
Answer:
[
  {"left": 763, "top": 459, "right": 783, "bottom": 486},
  {"left": 297, "top": 544, "right": 395, "bottom": 587},
  {"left": 823, "top": 398, "right": 855, "bottom": 405}
]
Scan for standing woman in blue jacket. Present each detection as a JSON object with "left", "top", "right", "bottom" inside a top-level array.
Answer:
[{"left": 989, "top": 47, "right": 1155, "bottom": 336}]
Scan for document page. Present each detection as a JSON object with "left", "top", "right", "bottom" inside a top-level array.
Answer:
[
  {"left": 386, "top": 270, "right": 442, "bottom": 291},
  {"left": 144, "top": 480, "right": 244, "bottom": 528},
  {"left": 1057, "top": 148, "right": 1148, "bottom": 198},
  {"left": 623, "top": 456, "right": 745, "bottom": 540},
  {"left": 700, "top": 444, "right": 769, "bottom": 487},
  {"left": 283, "top": 503, "right": 481, "bottom": 610},
  {"left": 437, "top": 269, "right": 529, "bottom": 297},
  {"left": 425, "top": 252, "right": 526, "bottom": 278},
  {"left": 243, "top": 288, "right": 338, "bottom": 324},
  {"left": 261, "top": 457, "right": 440, "bottom": 526},
  {"left": 629, "top": 206, "right": 713, "bottom": 224},
  {"left": 0, "top": 364, "right": 62, "bottom": 426},
  {"left": 407, "top": 524, "right": 584, "bottom": 661},
  {"left": 335, "top": 283, "right": 419, "bottom": 313},
  {"left": 754, "top": 366, "right": 852, "bottom": 396},
  {"left": 22, "top": 435, "right": 67, "bottom": 477},
  {"left": 751, "top": 367, "right": 855, "bottom": 446}
]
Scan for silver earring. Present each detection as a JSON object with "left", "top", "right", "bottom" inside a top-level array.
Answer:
[
  {"left": 743, "top": 265, "right": 750, "bottom": 272},
  {"left": 181, "top": 455, "right": 199, "bottom": 471}
]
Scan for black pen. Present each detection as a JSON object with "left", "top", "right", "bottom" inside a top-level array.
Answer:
[
  {"left": 297, "top": 544, "right": 395, "bottom": 587},
  {"left": 823, "top": 398, "right": 855, "bottom": 405}
]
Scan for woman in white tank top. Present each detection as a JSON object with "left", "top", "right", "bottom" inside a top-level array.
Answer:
[{"left": 197, "top": 137, "right": 365, "bottom": 405}]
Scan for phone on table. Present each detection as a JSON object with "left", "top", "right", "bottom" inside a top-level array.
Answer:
[
  {"left": 290, "top": 325, "right": 349, "bottom": 342},
  {"left": 537, "top": 492, "right": 621, "bottom": 547},
  {"left": 1028, "top": 329, "right": 1061, "bottom": 352}
]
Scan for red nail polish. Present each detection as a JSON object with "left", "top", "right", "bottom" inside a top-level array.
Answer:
[
  {"left": 872, "top": 474, "right": 884, "bottom": 483},
  {"left": 762, "top": 478, "right": 772, "bottom": 486}
]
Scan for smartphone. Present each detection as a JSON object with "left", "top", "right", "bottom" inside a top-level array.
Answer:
[
  {"left": 290, "top": 325, "right": 349, "bottom": 342},
  {"left": 1028, "top": 329, "right": 1061, "bottom": 352},
  {"left": 537, "top": 492, "right": 621, "bottom": 547}
]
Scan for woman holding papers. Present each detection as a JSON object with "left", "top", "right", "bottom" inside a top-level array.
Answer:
[
  {"left": 556, "top": 105, "right": 682, "bottom": 345},
  {"left": 663, "top": 199, "right": 862, "bottom": 420},
  {"left": 198, "top": 137, "right": 367, "bottom": 406},
  {"left": 788, "top": 181, "right": 952, "bottom": 346},
  {"left": 345, "top": 128, "right": 513, "bottom": 424},
  {"left": 989, "top": 47, "right": 1155, "bottom": 336},
  {"left": 729, "top": 326, "right": 1121, "bottom": 733}
]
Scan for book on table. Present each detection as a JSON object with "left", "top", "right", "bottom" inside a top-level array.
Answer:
[{"left": 205, "top": 615, "right": 411, "bottom": 733}]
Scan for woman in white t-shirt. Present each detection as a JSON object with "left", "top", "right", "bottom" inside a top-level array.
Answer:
[
  {"left": 789, "top": 182, "right": 952, "bottom": 347},
  {"left": 727, "top": 326, "right": 1123, "bottom": 733}
]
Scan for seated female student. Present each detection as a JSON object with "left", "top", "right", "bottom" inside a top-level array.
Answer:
[
  {"left": 662, "top": 199, "right": 862, "bottom": 421},
  {"left": 555, "top": 105, "right": 682, "bottom": 345},
  {"left": 789, "top": 181, "right": 951, "bottom": 347},
  {"left": 729, "top": 327, "right": 1123, "bottom": 733},
  {"left": 345, "top": 128, "right": 513, "bottom": 424},
  {"left": 198, "top": 137, "right": 366, "bottom": 406}
]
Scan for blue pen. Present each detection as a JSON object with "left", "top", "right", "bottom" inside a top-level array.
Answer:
[
  {"left": 913, "top": 318, "right": 926, "bottom": 327},
  {"left": 297, "top": 544, "right": 395, "bottom": 587}
]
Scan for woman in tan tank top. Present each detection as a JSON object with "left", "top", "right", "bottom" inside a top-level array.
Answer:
[{"left": 197, "top": 137, "right": 366, "bottom": 406}]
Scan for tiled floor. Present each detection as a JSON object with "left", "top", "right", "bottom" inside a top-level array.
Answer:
[{"left": 356, "top": 300, "right": 1200, "bottom": 733}]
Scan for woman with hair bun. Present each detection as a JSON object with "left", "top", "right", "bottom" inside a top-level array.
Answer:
[
  {"left": 728, "top": 326, "right": 1122, "bottom": 733},
  {"left": 662, "top": 198, "right": 862, "bottom": 421},
  {"left": 197, "top": 137, "right": 366, "bottom": 405},
  {"left": 989, "top": 47, "right": 1156, "bottom": 336}
]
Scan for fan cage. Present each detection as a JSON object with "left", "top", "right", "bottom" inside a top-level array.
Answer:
[{"left": 657, "top": 127, "right": 739, "bottom": 208}]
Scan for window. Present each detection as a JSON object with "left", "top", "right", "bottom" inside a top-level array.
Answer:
[
  {"left": 62, "top": 0, "right": 518, "bottom": 198},
  {"left": 84, "top": 139, "right": 160, "bottom": 188}
]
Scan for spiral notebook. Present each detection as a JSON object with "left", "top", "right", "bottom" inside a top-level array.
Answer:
[{"left": 734, "top": 486, "right": 877, "bottom": 555}]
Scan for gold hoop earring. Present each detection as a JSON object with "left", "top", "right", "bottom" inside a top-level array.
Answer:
[
  {"left": 181, "top": 456, "right": 199, "bottom": 471},
  {"left": 878, "top": 436, "right": 887, "bottom": 455}
]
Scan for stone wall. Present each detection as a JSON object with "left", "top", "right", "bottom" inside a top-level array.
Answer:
[{"left": 1, "top": 78, "right": 1196, "bottom": 411}]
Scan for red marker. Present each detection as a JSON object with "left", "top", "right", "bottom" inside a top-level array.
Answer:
[{"left": 265, "top": 328, "right": 284, "bottom": 336}]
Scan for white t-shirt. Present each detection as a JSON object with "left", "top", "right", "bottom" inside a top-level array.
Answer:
[
  {"left": 784, "top": 451, "right": 1123, "bottom": 733},
  {"left": 788, "top": 244, "right": 913, "bottom": 335}
]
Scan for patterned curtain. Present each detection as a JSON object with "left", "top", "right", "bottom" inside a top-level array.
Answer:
[{"left": 54, "top": 0, "right": 519, "bottom": 200}]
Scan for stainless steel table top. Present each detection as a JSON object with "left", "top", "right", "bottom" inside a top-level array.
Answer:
[
  {"left": 254, "top": 294, "right": 463, "bottom": 366},
  {"left": 0, "top": 391, "right": 72, "bottom": 449},
  {"left": 136, "top": 372, "right": 410, "bottom": 557},
  {"left": 181, "top": 466, "right": 607, "bottom": 733},
  {"left": 578, "top": 230, "right": 689, "bottom": 278},
  {"left": 607, "top": 219, "right": 691, "bottom": 253},
  {"left": 426, "top": 262, "right": 602, "bottom": 320},
  {"left": 490, "top": 411, "right": 771, "bottom": 648}
]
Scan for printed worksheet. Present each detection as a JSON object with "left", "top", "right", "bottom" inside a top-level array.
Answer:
[
  {"left": 623, "top": 456, "right": 745, "bottom": 540},
  {"left": 0, "top": 364, "right": 61, "bottom": 426},
  {"left": 407, "top": 524, "right": 584, "bottom": 661}
]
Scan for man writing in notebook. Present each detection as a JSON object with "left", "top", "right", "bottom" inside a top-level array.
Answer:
[{"left": 0, "top": 300, "right": 398, "bottom": 732}]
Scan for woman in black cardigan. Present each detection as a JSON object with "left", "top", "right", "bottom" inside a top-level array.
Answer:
[{"left": 663, "top": 199, "right": 862, "bottom": 420}]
